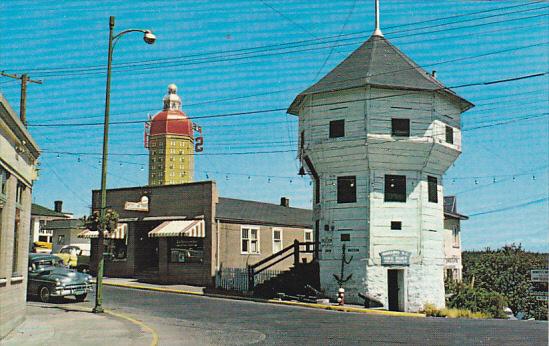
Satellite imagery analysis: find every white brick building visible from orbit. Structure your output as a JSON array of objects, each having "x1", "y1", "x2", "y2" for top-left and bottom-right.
[{"x1": 288, "y1": 3, "x2": 473, "y2": 312}]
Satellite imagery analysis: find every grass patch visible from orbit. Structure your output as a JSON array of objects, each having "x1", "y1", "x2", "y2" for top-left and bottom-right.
[{"x1": 422, "y1": 304, "x2": 491, "y2": 319}]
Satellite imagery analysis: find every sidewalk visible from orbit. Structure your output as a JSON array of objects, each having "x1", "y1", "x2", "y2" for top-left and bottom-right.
[
  {"x1": 2, "y1": 302, "x2": 154, "y2": 346},
  {"x1": 101, "y1": 277, "x2": 425, "y2": 318}
]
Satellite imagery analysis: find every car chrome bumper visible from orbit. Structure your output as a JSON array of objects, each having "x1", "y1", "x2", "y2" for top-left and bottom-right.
[{"x1": 52, "y1": 283, "x2": 94, "y2": 296}]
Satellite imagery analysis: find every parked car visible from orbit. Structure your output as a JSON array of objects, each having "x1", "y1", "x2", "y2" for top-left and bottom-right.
[
  {"x1": 54, "y1": 245, "x2": 90, "y2": 272},
  {"x1": 32, "y1": 241, "x2": 52, "y2": 254},
  {"x1": 28, "y1": 253, "x2": 93, "y2": 303}
]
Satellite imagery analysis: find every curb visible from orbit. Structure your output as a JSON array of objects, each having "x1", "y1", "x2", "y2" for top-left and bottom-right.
[
  {"x1": 34, "y1": 304, "x2": 159, "y2": 346},
  {"x1": 100, "y1": 280, "x2": 425, "y2": 318}
]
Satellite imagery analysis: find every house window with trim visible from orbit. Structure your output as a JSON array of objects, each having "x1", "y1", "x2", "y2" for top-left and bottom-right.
[
  {"x1": 428, "y1": 176, "x2": 438, "y2": 203},
  {"x1": 337, "y1": 176, "x2": 356, "y2": 203},
  {"x1": 241, "y1": 226, "x2": 260, "y2": 254},
  {"x1": 304, "y1": 229, "x2": 313, "y2": 243},
  {"x1": 272, "y1": 229, "x2": 283, "y2": 253},
  {"x1": 391, "y1": 118, "x2": 410, "y2": 137},
  {"x1": 452, "y1": 227, "x2": 460, "y2": 247},
  {"x1": 329, "y1": 120, "x2": 345, "y2": 138},
  {"x1": 384, "y1": 175, "x2": 406, "y2": 202},
  {"x1": 445, "y1": 125, "x2": 454, "y2": 144}
]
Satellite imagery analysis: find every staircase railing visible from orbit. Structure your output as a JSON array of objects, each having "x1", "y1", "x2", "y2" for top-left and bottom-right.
[{"x1": 247, "y1": 240, "x2": 316, "y2": 291}]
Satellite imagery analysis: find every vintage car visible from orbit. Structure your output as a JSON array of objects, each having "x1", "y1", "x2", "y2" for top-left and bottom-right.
[
  {"x1": 54, "y1": 245, "x2": 90, "y2": 272},
  {"x1": 28, "y1": 253, "x2": 93, "y2": 303}
]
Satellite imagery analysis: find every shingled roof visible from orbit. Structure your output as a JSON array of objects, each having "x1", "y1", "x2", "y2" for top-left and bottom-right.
[
  {"x1": 31, "y1": 203, "x2": 67, "y2": 218},
  {"x1": 216, "y1": 197, "x2": 312, "y2": 228},
  {"x1": 444, "y1": 196, "x2": 468, "y2": 220},
  {"x1": 288, "y1": 35, "x2": 473, "y2": 115}
]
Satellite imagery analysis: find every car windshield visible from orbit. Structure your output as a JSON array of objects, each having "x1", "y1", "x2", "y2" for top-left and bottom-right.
[
  {"x1": 59, "y1": 247, "x2": 74, "y2": 254},
  {"x1": 31, "y1": 257, "x2": 64, "y2": 269}
]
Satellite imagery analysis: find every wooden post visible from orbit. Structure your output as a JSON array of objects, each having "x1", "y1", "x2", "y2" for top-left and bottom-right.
[
  {"x1": 247, "y1": 266, "x2": 255, "y2": 291},
  {"x1": 293, "y1": 240, "x2": 300, "y2": 265}
]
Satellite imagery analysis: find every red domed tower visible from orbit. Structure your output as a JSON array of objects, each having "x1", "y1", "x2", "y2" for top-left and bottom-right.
[{"x1": 146, "y1": 84, "x2": 194, "y2": 185}]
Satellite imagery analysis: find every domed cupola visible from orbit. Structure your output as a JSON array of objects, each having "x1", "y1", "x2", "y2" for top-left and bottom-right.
[{"x1": 150, "y1": 84, "x2": 193, "y2": 137}]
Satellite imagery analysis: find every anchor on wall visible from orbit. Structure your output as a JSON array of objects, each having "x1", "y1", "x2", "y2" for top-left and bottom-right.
[{"x1": 333, "y1": 243, "x2": 353, "y2": 287}]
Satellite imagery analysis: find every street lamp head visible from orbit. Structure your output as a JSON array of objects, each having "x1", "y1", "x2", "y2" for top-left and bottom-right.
[{"x1": 143, "y1": 30, "x2": 156, "y2": 44}]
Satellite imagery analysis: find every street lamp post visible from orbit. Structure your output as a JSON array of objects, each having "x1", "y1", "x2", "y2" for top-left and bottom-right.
[{"x1": 93, "y1": 16, "x2": 156, "y2": 314}]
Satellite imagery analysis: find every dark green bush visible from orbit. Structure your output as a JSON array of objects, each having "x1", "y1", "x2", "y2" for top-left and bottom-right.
[
  {"x1": 461, "y1": 244, "x2": 548, "y2": 320},
  {"x1": 447, "y1": 283, "x2": 507, "y2": 319}
]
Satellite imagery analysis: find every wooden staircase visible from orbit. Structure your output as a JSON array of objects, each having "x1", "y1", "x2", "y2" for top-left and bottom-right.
[{"x1": 248, "y1": 240, "x2": 320, "y2": 298}]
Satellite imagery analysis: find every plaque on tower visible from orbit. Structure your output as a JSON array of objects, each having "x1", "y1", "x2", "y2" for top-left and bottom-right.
[{"x1": 380, "y1": 250, "x2": 411, "y2": 266}]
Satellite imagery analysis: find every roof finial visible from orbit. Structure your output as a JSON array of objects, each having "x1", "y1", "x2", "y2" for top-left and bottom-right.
[{"x1": 373, "y1": 0, "x2": 383, "y2": 37}]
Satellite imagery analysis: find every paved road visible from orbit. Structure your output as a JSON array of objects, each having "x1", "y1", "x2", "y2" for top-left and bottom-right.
[{"x1": 92, "y1": 286, "x2": 547, "y2": 345}]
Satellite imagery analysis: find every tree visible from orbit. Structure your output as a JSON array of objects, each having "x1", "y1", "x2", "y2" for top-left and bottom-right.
[{"x1": 461, "y1": 244, "x2": 548, "y2": 320}]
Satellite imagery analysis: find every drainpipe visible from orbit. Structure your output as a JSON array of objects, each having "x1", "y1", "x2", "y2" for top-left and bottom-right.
[{"x1": 216, "y1": 219, "x2": 220, "y2": 271}]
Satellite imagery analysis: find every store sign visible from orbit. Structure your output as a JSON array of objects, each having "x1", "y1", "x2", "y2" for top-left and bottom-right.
[
  {"x1": 380, "y1": 250, "x2": 411, "y2": 266},
  {"x1": 124, "y1": 196, "x2": 149, "y2": 212},
  {"x1": 531, "y1": 270, "x2": 548, "y2": 282}
]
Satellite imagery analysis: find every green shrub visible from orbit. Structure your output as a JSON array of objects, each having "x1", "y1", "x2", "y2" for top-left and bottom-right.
[
  {"x1": 422, "y1": 303, "x2": 490, "y2": 319},
  {"x1": 447, "y1": 283, "x2": 507, "y2": 319}
]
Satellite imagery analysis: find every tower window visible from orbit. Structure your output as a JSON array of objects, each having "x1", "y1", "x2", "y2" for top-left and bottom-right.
[
  {"x1": 391, "y1": 221, "x2": 402, "y2": 230},
  {"x1": 337, "y1": 176, "x2": 356, "y2": 203},
  {"x1": 385, "y1": 175, "x2": 406, "y2": 202},
  {"x1": 445, "y1": 126, "x2": 454, "y2": 144},
  {"x1": 428, "y1": 176, "x2": 438, "y2": 203},
  {"x1": 329, "y1": 120, "x2": 345, "y2": 138},
  {"x1": 391, "y1": 118, "x2": 410, "y2": 137}
]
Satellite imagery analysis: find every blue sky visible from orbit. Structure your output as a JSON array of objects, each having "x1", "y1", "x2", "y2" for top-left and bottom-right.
[{"x1": 1, "y1": 0, "x2": 547, "y2": 251}]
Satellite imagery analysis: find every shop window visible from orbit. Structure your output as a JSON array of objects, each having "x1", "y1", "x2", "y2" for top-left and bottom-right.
[
  {"x1": 428, "y1": 176, "x2": 438, "y2": 203},
  {"x1": 241, "y1": 227, "x2": 260, "y2": 254},
  {"x1": 445, "y1": 126, "x2": 454, "y2": 144},
  {"x1": 111, "y1": 239, "x2": 127, "y2": 260},
  {"x1": 384, "y1": 175, "x2": 406, "y2": 202},
  {"x1": 391, "y1": 118, "x2": 410, "y2": 137},
  {"x1": 337, "y1": 176, "x2": 356, "y2": 203},
  {"x1": 168, "y1": 238, "x2": 204, "y2": 263},
  {"x1": 391, "y1": 221, "x2": 402, "y2": 230},
  {"x1": 329, "y1": 120, "x2": 345, "y2": 138},
  {"x1": 272, "y1": 229, "x2": 283, "y2": 253}
]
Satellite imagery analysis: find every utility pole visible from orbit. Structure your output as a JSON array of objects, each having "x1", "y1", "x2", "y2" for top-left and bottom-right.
[{"x1": 0, "y1": 71, "x2": 43, "y2": 126}]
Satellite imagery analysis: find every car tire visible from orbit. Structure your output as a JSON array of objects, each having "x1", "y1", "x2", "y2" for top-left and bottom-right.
[
  {"x1": 39, "y1": 286, "x2": 51, "y2": 303},
  {"x1": 75, "y1": 293, "x2": 87, "y2": 302}
]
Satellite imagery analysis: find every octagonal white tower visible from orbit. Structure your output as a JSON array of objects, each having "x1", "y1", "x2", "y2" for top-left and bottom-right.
[{"x1": 288, "y1": 1, "x2": 473, "y2": 311}]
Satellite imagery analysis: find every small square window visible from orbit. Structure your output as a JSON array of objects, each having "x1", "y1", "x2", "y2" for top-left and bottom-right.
[
  {"x1": 385, "y1": 175, "x2": 406, "y2": 202},
  {"x1": 337, "y1": 176, "x2": 356, "y2": 203},
  {"x1": 445, "y1": 126, "x2": 454, "y2": 144},
  {"x1": 391, "y1": 221, "x2": 402, "y2": 230},
  {"x1": 391, "y1": 118, "x2": 410, "y2": 137},
  {"x1": 340, "y1": 234, "x2": 350, "y2": 242},
  {"x1": 329, "y1": 120, "x2": 345, "y2": 138}
]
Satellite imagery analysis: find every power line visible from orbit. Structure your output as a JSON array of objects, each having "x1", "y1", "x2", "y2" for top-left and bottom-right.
[
  {"x1": 19, "y1": 1, "x2": 547, "y2": 75},
  {"x1": 468, "y1": 196, "x2": 548, "y2": 217},
  {"x1": 25, "y1": 71, "x2": 549, "y2": 128}
]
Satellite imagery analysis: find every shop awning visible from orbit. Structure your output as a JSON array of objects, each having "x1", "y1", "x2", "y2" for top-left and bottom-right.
[
  {"x1": 148, "y1": 220, "x2": 205, "y2": 238},
  {"x1": 77, "y1": 223, "x2": 128, "y2": 239}
]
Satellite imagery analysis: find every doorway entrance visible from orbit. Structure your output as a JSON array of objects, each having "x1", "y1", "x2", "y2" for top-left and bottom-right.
[{"x1": 388, "y1": 269, "x2": 404, "y2": 311}]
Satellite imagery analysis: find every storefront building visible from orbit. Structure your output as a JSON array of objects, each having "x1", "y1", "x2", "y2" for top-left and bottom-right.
[
  {"x1": 0, "y1": 93, "x2": 40, "y2": 339},
  {"x1": 87, "y1": 181, "x2": 312, "y2": 286}
]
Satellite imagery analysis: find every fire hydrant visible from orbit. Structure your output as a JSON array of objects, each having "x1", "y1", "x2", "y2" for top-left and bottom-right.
[{"x1": 337, "y1": 287, "x2": 345, "y2": 306}]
